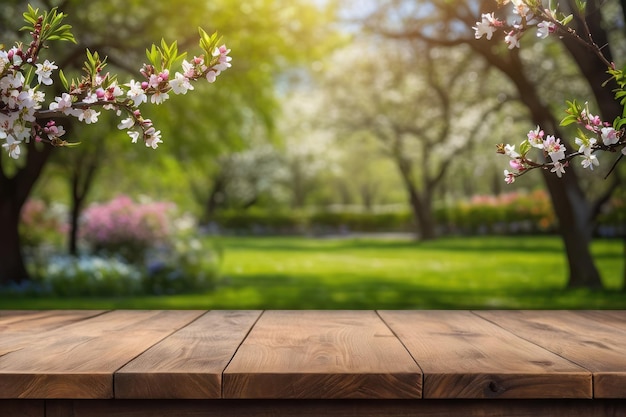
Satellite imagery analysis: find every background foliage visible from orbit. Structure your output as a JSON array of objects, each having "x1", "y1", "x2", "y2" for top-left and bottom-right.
[{"x1": 1, "y1": 0, "x2": 625, "y2": 302}]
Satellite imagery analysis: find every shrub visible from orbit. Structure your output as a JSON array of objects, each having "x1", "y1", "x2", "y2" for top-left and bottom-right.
[
  {"x1": 436, "y1": 191, "x2": 556, "y2": 235},
  {"x1": 596, "y1": 197, "x2": 626, "y2": 237},
  {"x1": 20, "y1": 198, "x2": 66, "y2": 250},
  {"x1": 308, "y1": 210, "x2": 414, "y2": 234},
  {"x1": 25, "y1": 196, "x2": 223, "y2": 296},
  {"x1": 81, "y1": 195, "x2": 175, "y2": 264},
  {"x1": 143, "y1": 235, "x2": 220, "y2": 294},
  {"x1": 35, "y1": 255, "x2": 143, "y2": 296},
  {"x1": 212, "y1": 208, "x2": 308, "y2": 235}
]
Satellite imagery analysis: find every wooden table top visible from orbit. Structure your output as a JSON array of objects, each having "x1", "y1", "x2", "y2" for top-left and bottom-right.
[{"x1": 1, "y1": 310, "x2": 625, "y2": 401}]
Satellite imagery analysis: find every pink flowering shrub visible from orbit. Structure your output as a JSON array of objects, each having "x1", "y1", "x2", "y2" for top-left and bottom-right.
[
  {"x1": 81, "y1": 195, "x2": 175, "y2": 263},
  {"x1": 438, "y1": 191, "x2": 556, "y2": 235}
]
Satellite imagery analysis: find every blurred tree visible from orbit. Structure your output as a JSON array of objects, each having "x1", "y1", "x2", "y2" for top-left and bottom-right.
[
  {"x1": 276, "y1": 90, "x2": 341, "y2": 209},
  {"x1": 198, "y1": 143, "x2": 285, "y2": 218},
  {"x1": 0, "y1": 0, "x2": 341, "y2": 284},
  {"x1": 360, "y1": 0, "x2": 623, "y2": 288},
  {"x1": 320, "y1": 39, "x2": 509, "y2": 239},
  {"x1": 151, "y1": 0, "x2": 343, "y2": 221},
  {"x1": 333, "y1": 131, "x2": 403, "y2": 210}
]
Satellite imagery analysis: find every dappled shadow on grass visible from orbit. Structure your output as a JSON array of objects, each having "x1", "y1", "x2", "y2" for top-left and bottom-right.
[
  {"x1": 215, "y1": 235, "x2": 576, "y2": 255},
  {"x1": 1, "y1": 276, "x2": 625, "y2": 310},
  {"x1": 2, "y1": 236, "x2": 622, "y2": 310},
  {"x1": 208, "y1": 272, "x2": 625, "y2": 310},
  {"x1": 216, "y1": 236, "x2": 418, "y2": 253}
]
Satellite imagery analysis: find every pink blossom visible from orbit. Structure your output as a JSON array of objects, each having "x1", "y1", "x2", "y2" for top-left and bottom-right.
[
  {"x1": 550, "y1": 161, "x2": 566, "y2": 178},
  {"x1": 581, "y1": 154, "x2": 599, "y2": 170},
  {"x1": 49, "y1": 93, "x2": 74, "y2": 115},
  {"x1": 74, "y1": 107, "x2": 100, "y2": 124},
  {"x1": 34, "y1": 59, "x2": 57, "y2": 85},
  {"x1": 536, "y1": 21, "x2": 556, "y2": 39},
  {"x1": 504, "y1": 169, "x2": 516, "y2": 184},
  {"x1": 601, "y1": 127, "x2": 619, "y2": 145},
  {"x1": 473, "y1": 13, "x2": 503, "y2": 40},
  {"x1": 126, "y1": 80, "x2": 147, "y2": 106},
  {"x1": 543, "y1": 135, "x2": 566, "y2": 162},
  {"x1": 206, "y1": 71, "x2": 217, "y2": 83},
  {"x1": 150, "y1": 90, "x2": 169, "y2": 104},
  {"x1": 527, "y1": 126, "x2": 544, "y2": 148},
  {"x1": 505, "y1": 30, "x2": 521, "y2": 49},
  {"x1": 169, "y1": 72, "x2": 194, "y2": 95},
  {"x1": 509, "y1": 158, "x2": 525, "y2": 171}
]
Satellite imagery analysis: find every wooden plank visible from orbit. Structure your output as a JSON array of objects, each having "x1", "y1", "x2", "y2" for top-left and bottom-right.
[
  {"x1": 565, "y1": 310, "x2": 626, "y2": 332},
  {"x1": 223, "y1": 310, "x2": 422, "y2": 399},
  {"x1": 476, "y1": 310, "x2": 626, "y2": 398},
  {"x1": 0, "y1": 310, "x2": 107, "y2": 357},
  {"x1": 115, "y1": 310, "x2": 261, "y2": 399},
  {"x1": 0, "y1": 310, "x2": 203, "y2": 399},
  {"x1": 0, "y1": 310, "x2": 106, "y2": 333},
  {"x1": 379, "y1": 310, "x2": 591, "y2": 399},
  {"x1": 45, "y1": 399, "x2": 626, "y2": 417}
]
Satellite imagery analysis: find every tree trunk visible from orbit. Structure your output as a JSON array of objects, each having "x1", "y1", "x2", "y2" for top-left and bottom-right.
[
  {"x1": 0, "y1": 143, "x2": 53, "y2": 286},
  {"x1": 202, "y1": 173, "x2": 226, "y2": 223},
  {"x1": 0, "y1": 198, "x2": 28, "y2": 285},
  {"x1": 412, "y1": 188, "x2": 437, "y2": 240},
  {"x1": 623, "y1": 234, "x2": 626, "y2": 291},
  {"x1": 68, "y1": 143, "x2": 100, "y2": 256},
  {"x1": 291, "y1": 163, "x2": 306, "y2": 209},
  {"x1": 374, "y1": 0, "x2": 611, "y2": 288},
  {"x1": 68, "y1": 198, "x2": 81, "y2": 256},
  {"x1": 542, "y1": 169, "x2": 602, "y2": 288},
  {"x1": 360, "y1": 184, "x2": 375, "y2": 212},
  {"x1": 507, "y1": 57, "x2": 603, "y2": 289},
  {"x1": 395, "y1": 154, "x2": 437, "y2": 240}
]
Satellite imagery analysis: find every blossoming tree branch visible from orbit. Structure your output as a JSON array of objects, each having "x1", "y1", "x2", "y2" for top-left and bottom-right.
[
  {"x1": 1, "y1": 5, "x2": 231, "y2": 159},
  {"x1": 474, "y1": 0, "x2": 626, "y2": 184}
]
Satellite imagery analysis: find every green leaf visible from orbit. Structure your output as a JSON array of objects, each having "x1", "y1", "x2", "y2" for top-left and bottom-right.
[
  {"x1": 59, "y1": 69, "x2": 69, "y2": 90},
  {"x1": 615, "y1": 117, "x2": 626, "y2": 130},
  {"x1": 170, "y1": 51, "x2": 187, "y2": 71},
  {"x1": 519, "y1": 139, "x2": 531, "y2": 156},
  {"x1": 560, "y1": 14, "x2": 573, "y2": 26},
  {"x1": 22, "y1": 4, "x2": 39, "y2": 25},
  {"x1": 23, "y1": 66, "x2": 34, "y2": 85},
  {"x1": 575, "y1": 128, "x2": 588, "y2": 141},
  {"x1": 549, "y1": 0, "x2": 558, "y2": 12},
  {"x1": 198, "y1": 27, "x2": 220, "y2": 55},
  {"x1": 145, "y1": 45, "x2": 157, "y2": 66},
  {"x1": 560, "y1": 115, "x2": 578, "y2": 126}
]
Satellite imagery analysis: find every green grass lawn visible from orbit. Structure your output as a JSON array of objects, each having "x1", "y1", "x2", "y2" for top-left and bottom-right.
[{"x1": 1, "y1": 235, "x2": 624, "y2": 309}]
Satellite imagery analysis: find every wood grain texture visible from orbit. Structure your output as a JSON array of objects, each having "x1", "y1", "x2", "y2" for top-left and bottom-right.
[
  {"x1": 44, "y1": 399, "x2": 626, "y2": 417},
  {"x1": 0, "y1": 310, "x2": 203, "y2": 399},
  {"x1": 115, "y1": 310, "x2": 261, "y2": 399},
  {"x1": 223, "y1": 310, "x2": 422, "y2": 399},
  {"x1": 379, "y1": 310, "x2": 591, "y2": 399},
  {"x1": 476, "y1": 310, "x2": 626, "y2": 398},
  {"x1": 0, "y1": 310, "x2": 105, "y2": 332},
  {"x1": 2, "y1": 309, "x2": 626, "y2": 406},
  {"x1": 0, "y1": 310, "x2": 105, "y2": 357}
]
